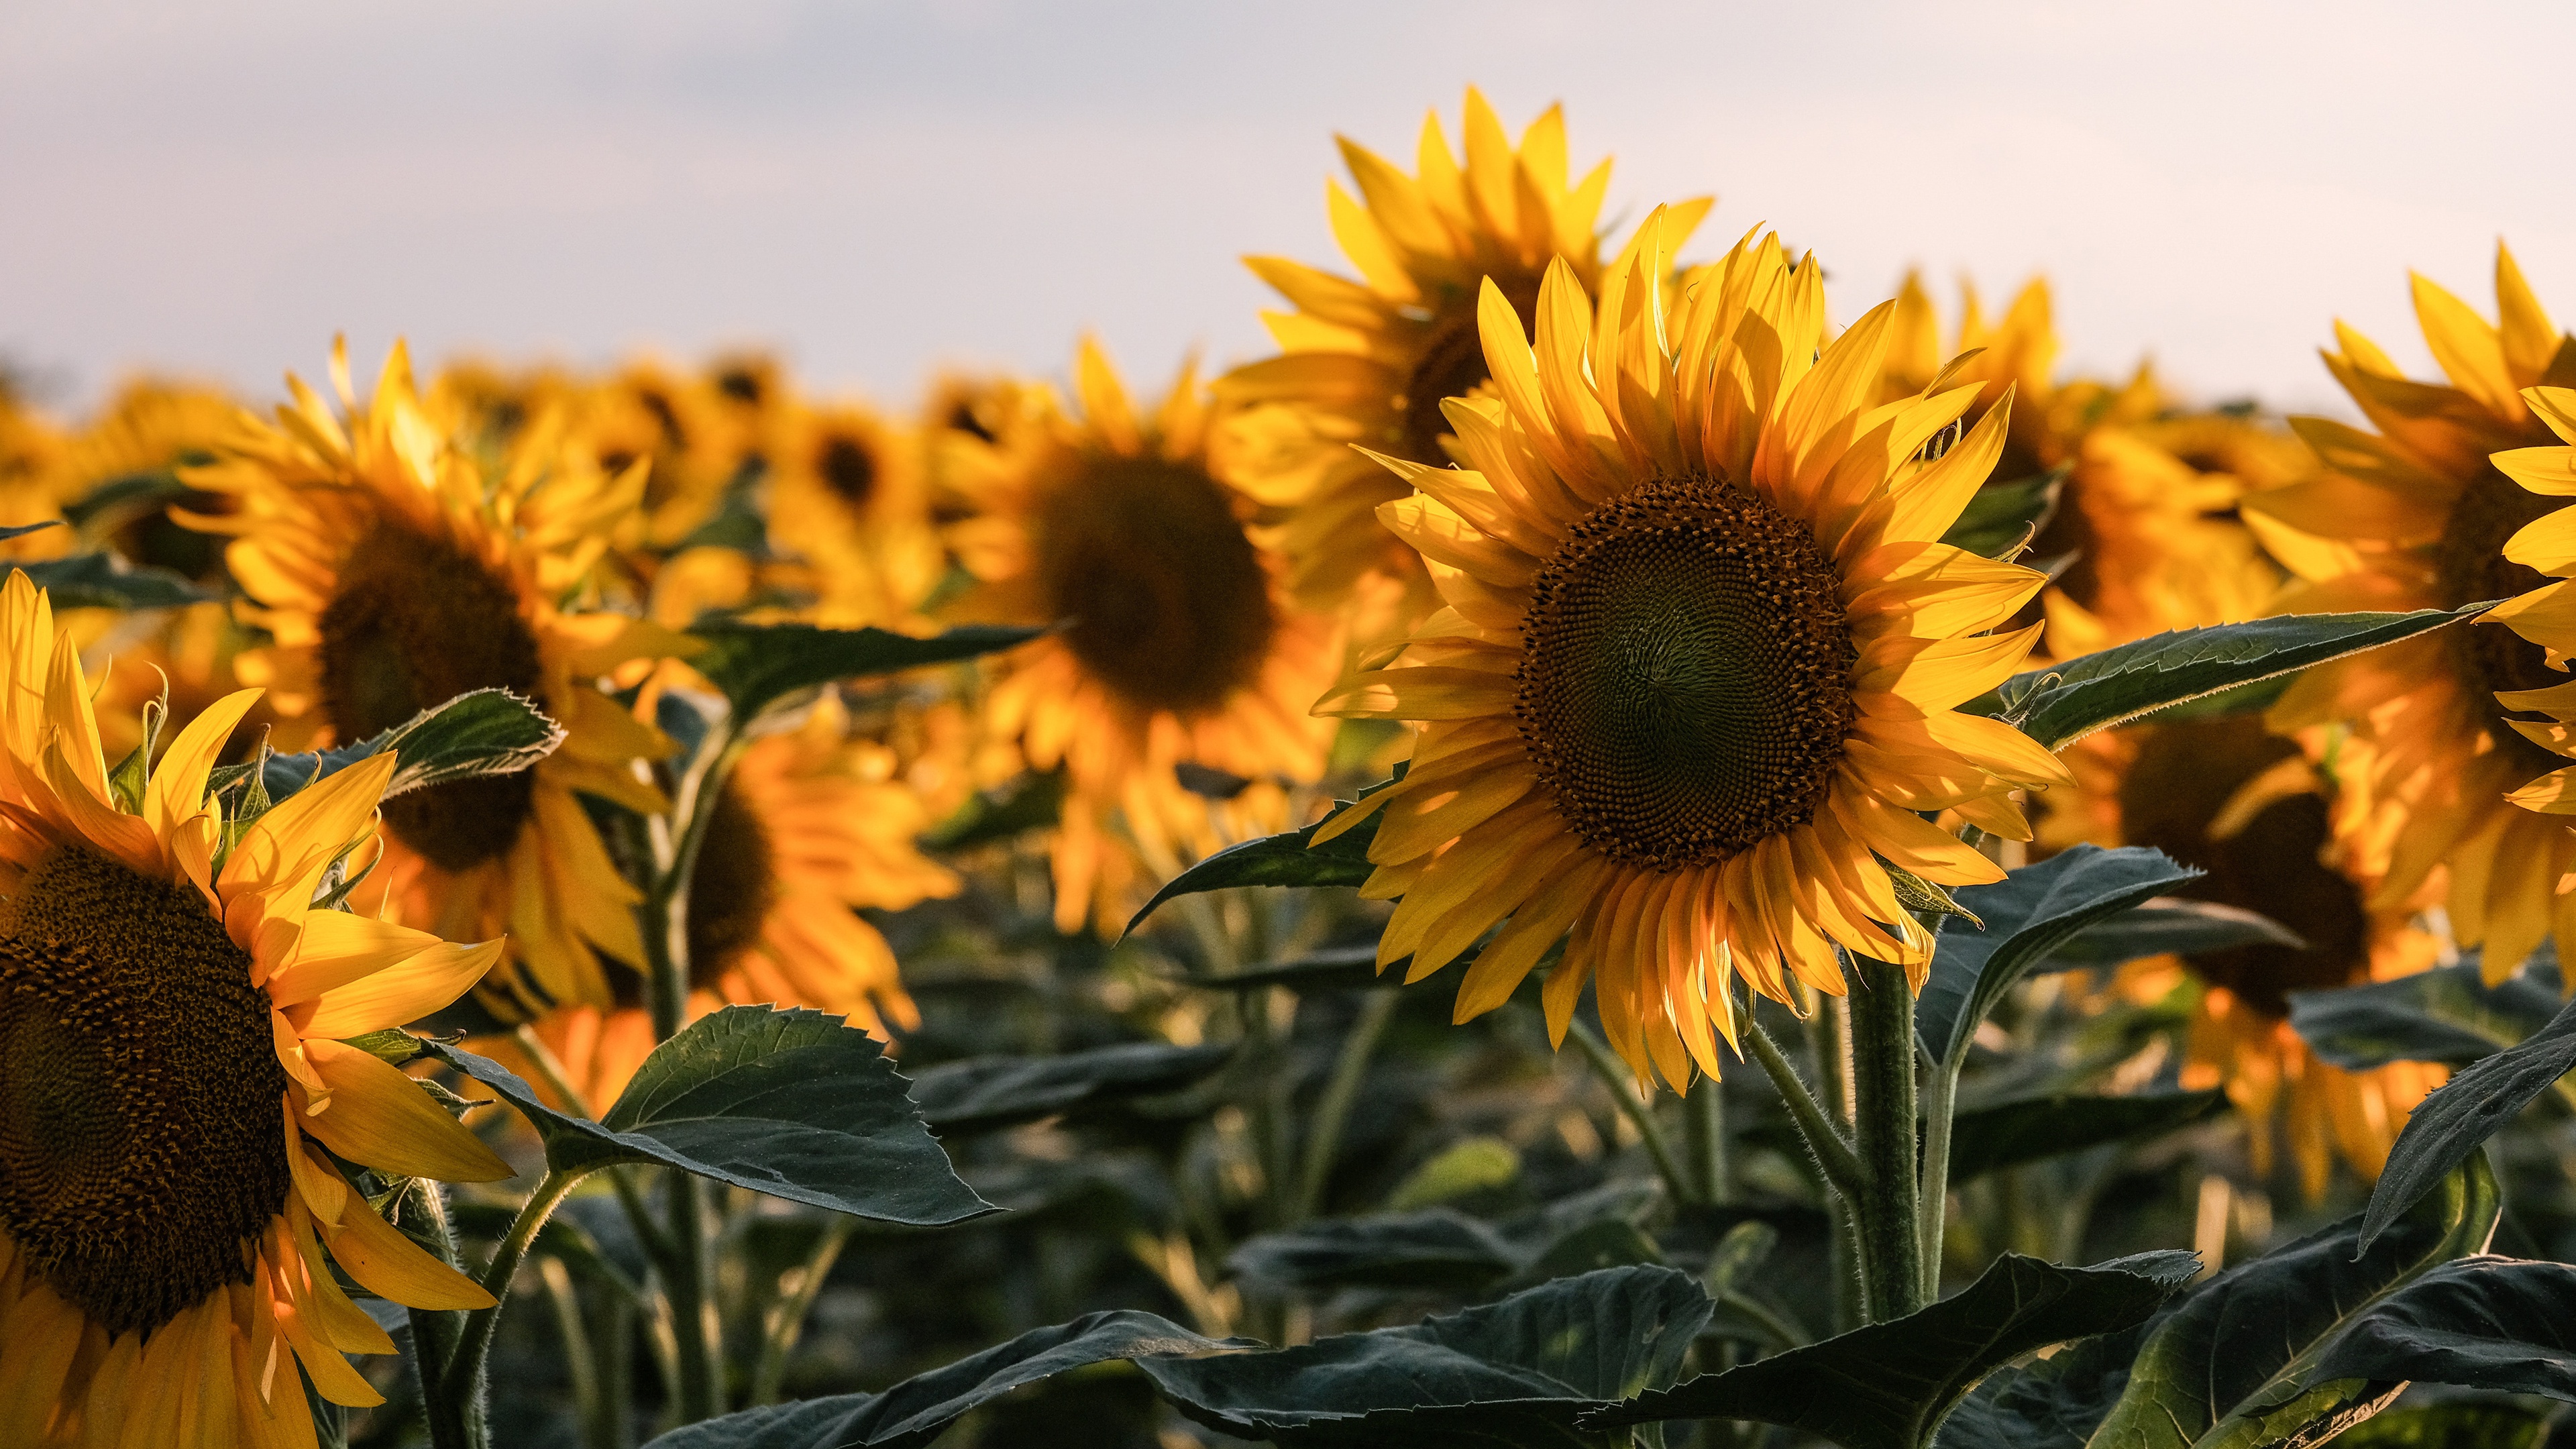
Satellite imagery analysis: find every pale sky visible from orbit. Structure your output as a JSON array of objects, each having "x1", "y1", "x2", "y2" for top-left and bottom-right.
[{"x1": 5, "y1": 0, "x2": 2570, "y2": 420}]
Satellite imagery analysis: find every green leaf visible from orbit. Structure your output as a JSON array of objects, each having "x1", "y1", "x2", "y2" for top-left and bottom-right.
[
  {"x1": 1124, "y1": 780, "x2": 1399, "y2": 936},
  {"x1": 1965, "y1": 604, "x2": 2492, "y2": 751},
  {"x1": 2288, "y1": 959, "x2": 2561, "y2": 1071},
  {"x1": 635, "y1": 1310, "x2": 1241, "y2": 1449},
  {"x1": 1965, "y1": 1155, "x2": 2502, "y2": 1449},
  {"x1": 906, "y1": 1041, "x2": 1235, "y2": 1136},
  {"x1": 1173, "y1": 945, "x2": 1389, "y2": 993},
  {"x1": 1586, "y1": 1250, "x2": 2198, "y2": 1449},
  {"x1": 2314, "y1": 1401, "x2": 2553, "y2": 1448},
  {"x1": 1945, "y1": 1089, "x2": 2230, "y2": 1182},
  {"x1": 918, "y1": 767, "x2": 1063, "y2": 851},
  {"x1": 2045, "y1": 899, "x2": 2304, "y2": 970},
  {"x1": 1917, "y1": 845, "x2": 2202, "y2": 1065},
  {"x1": 421, "y1": 1006, "x2": 991, "y2": 1226},
  {"x1": 688, "y1": 619, "x2": 1040, "y2": 721},
  {"x1": 1226, "y1": 1210, "x2": 1519, "y2": 1293},
  {"x1": 1937, "y1": 469, "x2": 2063, "y2": 560},
  {"x1": 2361, "y1": 991, "x2": 2576, "y2": 1252},
  {"x1": 1386, "y1": 1136, "x2": 1521, "y2": 1212},
  {"x1": 12, "y1": 553, "x2": 217, "y2": 610},
  {"x1": 0, "y1": 521, "x2": 63, "y2": 542},
  {"x1": 1140, "y1": 1265, "x2": 1713, "y2": 1448},
  {"x1": 2316, "y1": 1256, "x2": 2576, "y2": 1401},
  {"x1": 250, "y1": 688, "x2": 564, "y2": 804}
]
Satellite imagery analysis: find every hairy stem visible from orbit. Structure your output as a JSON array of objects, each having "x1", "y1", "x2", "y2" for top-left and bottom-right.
[
  {"x1": 1566, "y1": 1019, "x2": 1695, "y2": 1207},
  {"x1": 1741, "y1": 1015, "x2": 1862, "y2": 1195},
  {"x1": 443, "y1": 1169, "x2": 587, "y2": 1446},
  {"x1": 1847, "y1": 955, "x2": 1923, "y2": 1322}
]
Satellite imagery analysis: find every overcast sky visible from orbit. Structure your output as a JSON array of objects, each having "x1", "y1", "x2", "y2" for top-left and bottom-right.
[{"x1": 5, "y1": 1, "x2": 2569, "y2": 420}]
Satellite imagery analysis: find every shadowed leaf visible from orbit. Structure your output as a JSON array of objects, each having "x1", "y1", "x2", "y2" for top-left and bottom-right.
[
  {"x1": 908, "y1": 1041, "x2": 1235, "y2": 1136},
  {"x1": 690, "y1": 620, "x2": 1042, "y2": 721},
  {"x1": 2361, "y1": 993, "x2": 2576, "y2": 1250},
  {"x1": 2289, "y1": 957, "x2": 2561, "y2": 1071},
  {"x1": 1945, "y1": 1090, "x2": 2230, "y2": 1181}
]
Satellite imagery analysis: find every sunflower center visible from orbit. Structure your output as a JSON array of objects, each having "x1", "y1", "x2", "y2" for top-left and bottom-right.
[
  {"x1": 2115, "y1": 717, "x2": 2371, "y2": 1017},
  {"x1": 2435, "y1": 466, "x2": 2566, "y2": 783},
  {"x1": 1034, "y1": 455, "x2": 1277, "y2": 717},
  {"x1": 684, "y1": 779, "x2": 777, "y2": 987},
  {"x1": 0, "y1": 846, "x2": 290, "y2": 1335},
  {"x1": 816, "y1": 435, "x2": 879, "y2": 509},
  {"x1": 1515, "y1": 475, "x2": 1856, "y2": 870},
  {"x1": 318, "y1": 516, "x2": 546, "y2": 872},
  {"x1": 1396, "y1": 275, "x2": 1543, "y2": 468}
]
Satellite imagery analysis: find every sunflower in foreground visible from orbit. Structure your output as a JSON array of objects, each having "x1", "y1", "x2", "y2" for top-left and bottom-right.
[
  {"x1": 943, "y1": 341, "x2": 1342, "y2": 933},
  {"x1": 1217, "y1": 89, "x2": 1710, "y2": 646},
  {"x1": 2247, "y1": 247, "x2": 2576, "y2": 979},
  {"x1": 518, "y1": 700, "x2": 955, "y2": 1107},
  {"x1": 1316, "y1": 221, "x2": 2072, "y2": 1089},
  {"x1": 187, "y1": 342, "x2": 684, "y2": 1015},
  {"x1": 0, "y1": 574, "x2": 512, "y2": 1446}
]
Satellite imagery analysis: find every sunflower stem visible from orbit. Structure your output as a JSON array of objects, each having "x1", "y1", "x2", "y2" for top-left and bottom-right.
[
  {"x1": 1847, "y1": 955, "x2": 1923, "y2": 1322},
  {"x1": 1740, "y1": 1014, "x2": 1861, "y2": 1196},
  {"x1": 749, "y1": 1214, "x2": 858, "y2": 1405},
  {"x1": 1686, "y1": 1072, "x2": 1727, "y2": 1207},
  {"x1": 442, "y1": 1167, "x2": 586, "y2": 1448},
  {"x1": 1299, "y1": 985, "x2": 1399, "y2": 1219},
  {"x1": 664, "y1": 1169, "x2": 728, "y2": 1421},
  {"x1": 1566, "y1": 1019, "x2": 1695, "y2": 1208},
  {"x1": 399, "y1": 1181, "x2": 474, "y2": 1449},
  {"x1": 1917, "y1": 1048, "x2": 1963, "y2": 1302}
]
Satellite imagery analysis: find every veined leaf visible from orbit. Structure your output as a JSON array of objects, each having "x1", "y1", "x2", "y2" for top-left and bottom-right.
[
  {"x1": 2361, "y1": 991, "x2": 2576, "y2": 1251},
  {"x1": 907, "y1": 1041, "x2": 1234, "y2": 1136},
  {"x1": 421, "y1": 1006, "x2": 990, "y2": 1226},
  {"x1": 1124, "y1": 777, "x2": 1401, "y2": 936},
  {"x1": 1588, "y1": 1250, "x2": 2198, "y2": 1449},
  {"x1": 1967, "y1": 604, "x2": 2492, "y2": 751},
  {"x1": 2316, "y1": 1255, "x2": 2576, "y2": 1401},
  {"x1": 1945, "y1": 1090, "x2": 2229, "y2": 1182},
  {"x1": 1917, "y1": 846, "x2": 2202, "y2": 1065},
  {"x1": 242, "y1": 688, "x2": 564, "y2": 804},
  {"x1": 690, "y1": 619, "x2": 1042, "y2": 721},
  {"x1": 2288, "y1": 958, "x2": 2561, "y2": 1071},
  {"x1": 2045, "y1": 899, "x2": 2303, "y2": 969}
]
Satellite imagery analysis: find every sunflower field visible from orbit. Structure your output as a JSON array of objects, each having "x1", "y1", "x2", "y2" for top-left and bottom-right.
[{"x1": 10, "y1": 89, "x2": 2576, "y2": 1449}]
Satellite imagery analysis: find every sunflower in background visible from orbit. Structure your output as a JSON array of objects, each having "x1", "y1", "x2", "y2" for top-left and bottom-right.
[
  {"x1": 0, "y1": 574, "x2": 511, "y2": 1446},
  {"x1": 1317, "y1": 220, "x2": 2071, "y2": 1089},
  {"x1": 1217, "y1": 90, "x2": 1711, "y2": 650},
  {"x1": 2246, "y1": 247, "x2": 2576, "y2": 980},
  {"x1": 564, "y1": 359, "x2": 751, "y2": 555},
  {"x1": 943, "y1": 340, "x2": 1342, "y2": 934},
  {"x1": 0, "y1": 387, "x2": 73, "y2": 564},
  {"x1": 185, "y1": 341, "x2": 685, "y2": 1016},
  {"x1": 763, "y1": 393, "x2": 945, "y2": 627},
  {"x1": 516, "y1": 696, "x2": 956, "y2": 1108}
]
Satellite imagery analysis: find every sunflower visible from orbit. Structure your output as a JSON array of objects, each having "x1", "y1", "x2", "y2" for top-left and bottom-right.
[
  {"x1": 0, "y1": 572, "x2": 513, "y2": 1446},
  {"x1": 0, "y1": 391, "x2": 72, "y2": 564},
  {"x1": 185, "y1": 342, "x2": 684, "y2": 1016},
  {"x1": 55, "y1": 378, "x2": 243, "y2": 580},
  {"x1": 942, "y1": 340, "x2": 1343, "y2": 934},
  {"x1": 517, "y1": 698, "x2": 955, "y2": 1107},
  {"x1": 1313, "y1": 220, "x2": 2072, "y2": 1090},
  {"x1": 2245, "y1": 246, "x2": 2576, "y2": 980},
  {"x1": 1216, "y1": 90, "x2": 1711, "y2": 647},
  {"x1": 562, "y1": 360, "x2": 749, "y2": 554},
  {"x1": 763, "y1": 395, "x2": 944, "y2": 627}
]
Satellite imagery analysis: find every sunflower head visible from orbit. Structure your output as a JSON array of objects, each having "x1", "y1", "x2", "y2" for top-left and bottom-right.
[
  {"x1": 0, "y1": 572, "x2": 512, "y2": 1436},
  {"x1": 765, "y1": 396, "x2": 944, "y2": 629},
  {"x1": 1318, "y1": 216, "x2": 2072, "y2": 1089}
]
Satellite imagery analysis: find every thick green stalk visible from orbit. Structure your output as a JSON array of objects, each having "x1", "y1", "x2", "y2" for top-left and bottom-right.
[
  {"x1": 1566, "y1": 1020, "x2": 1695, "y2": 1206},
  {"x1": 663, "y1": 1170, "x2": 726, "y2": 1421},
  {"x1": 439, "y1": 1169, "x2": 586, "y2": 1447},
  {"x1": 1685, "y1": 1075, "x2": 1727, "y2": 1207},
  {"x1": 1847, "y1": 956, "x2": 1923, "y2": 1322},
  {"x1": 401, "y1": 1182, "x2": 474, "y2": 1449},
  {"x1": 1299, "y1": 988, "x2": 1400, "y2": 1218}
]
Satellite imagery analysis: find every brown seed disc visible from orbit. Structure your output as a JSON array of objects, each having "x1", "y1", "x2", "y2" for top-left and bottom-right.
[
  {"x1": 2436, "y1": 466, "x2": 2568, "y2": 784},
  {"x1": 2116, "y1": 716, "x2": 2371, "y2": 1016},
  {"x1": 684, "y1": 779, "x2": 777, "y2": 987},
  {"x1": 814, "y1": 431, "x2": 880, "y2": 510},
  {"x1": 1393, "y1": 274, "x2": 1542, "y2": 468},
  {"x1": 318, "y1": 515, "x2": 545, "y2": 871},
  {"x1": 1032, "y1": 454, "x2": 1277, "y2": 718},
  {"x1": 0, "y1": 847, "x2": 291, "y2": 1335},
  {"x1": 1515, "y1": 475, "x2": 1856, "y2": 870}
]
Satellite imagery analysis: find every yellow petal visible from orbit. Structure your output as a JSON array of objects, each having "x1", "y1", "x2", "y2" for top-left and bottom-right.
[
  {"x1": 298, "y1": 1038, "x2": 513, "y2": 1182},
  {"x1": 293, "y1": 936, "x2": 503, "y2": 1039},
  {"x1": 323, "y1": 1188, "x2": 498, "y2": 1311}
]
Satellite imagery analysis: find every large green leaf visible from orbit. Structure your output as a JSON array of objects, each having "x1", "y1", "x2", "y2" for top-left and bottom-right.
[
  {"x1": 1124, "y1": 780, "x2": 1398, "y2": 936},
  {"x1": 419, "y1": 1007, "x2": 991, "y2": 1226},
  {"x1": 1226, "y1": 1210, "x2": 1520, "y2": 1293},
  {"x1": 635, "y1": 1310, "x2": 1240, "y2": 1449},
  {"x1": 11, "y1": 552, "x2": 217, "y2": 610},
  {"x1": 1937, "y1": 469, "x2": 2063, "y2": 559},
  {"x1": 2044, "y1": 900, "x2": 2303, "y2": 970},
  {"x1": 246, "y1": 688, "x2": 564, "y2": 804},
  {"x1": 2316, "y1": 1256, "x2": 2576, "y2": 1401},
  {"x1": 2287, "y1": 959, "x2": 2560, "y2": 1071},
  {"x1": 2320, "y1": 1402, "x2": 2553, "y2": 1448},
  {"x1": 1585, "y1": 1250, "x2": 2196, "y2": 1449},
  {"x1": 1917, "y1": 846, "x2": 2201, "y2": 1065},
  {"x1": 2361, "y1": 991, "x2": 2576, "y2": 1251},
  {"x1": 1139, "y1": 1265, "x2": 1712, "y2": 1448},
  {"x1": 1966, "y1": 604, "x2": 2491, "y2": 751},
  {"x1": 1945, "y1": 1090, "x2": 2230, "y2": 1182},
  {"x1": 688, "y1": 620, "x2": 1041, "y2": 721},
  {"x1": 1957, "y1": 1156, "x2": 2501, "y2": 1449},
  {"x1": 907, "y1": 1041, "x2": 1235, "y2": 1136}
]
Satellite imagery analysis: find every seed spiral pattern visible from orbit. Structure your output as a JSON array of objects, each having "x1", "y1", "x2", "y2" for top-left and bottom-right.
[
  {"x1": 0, "y1": 847, "x2": 290, "y2": 1334},
  {"x1": 1515, "y1": 474, "x2": 1856, "y2": 869}
]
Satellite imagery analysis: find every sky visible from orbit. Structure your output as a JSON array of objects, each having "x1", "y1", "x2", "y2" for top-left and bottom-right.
[{"x1": 4, "y1": 0, "x2": 2571, "y2": 421}]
